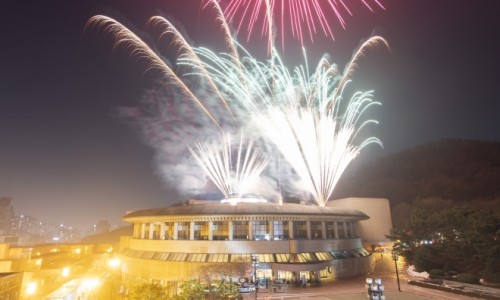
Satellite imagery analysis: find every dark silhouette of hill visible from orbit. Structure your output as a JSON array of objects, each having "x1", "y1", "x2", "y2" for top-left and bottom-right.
[{"x1": 334, "y1": 139, "x2": 500, "y2": 227}]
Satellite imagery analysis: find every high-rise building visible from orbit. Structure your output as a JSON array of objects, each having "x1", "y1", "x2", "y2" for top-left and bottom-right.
[{"x1": 0, "y1": 197, "x2": 14, "y2": 234}]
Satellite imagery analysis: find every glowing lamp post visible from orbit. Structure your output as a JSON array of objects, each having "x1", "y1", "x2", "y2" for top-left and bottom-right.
[
  {"x1": 108, "y1": 258, "x2": 122, "y2": 300},
  {"x1": 26, "y1": 282, "x2": 37, "y2": 300},
  {"x1": 392, "y1": 251, "x2": 401, "y2": 292},
  {"x1": 365, "y1": 278, "x2": 385, "y2": 300},
  {"x1": 251, "y1": 254, "x2": 259, "y2": 299}
]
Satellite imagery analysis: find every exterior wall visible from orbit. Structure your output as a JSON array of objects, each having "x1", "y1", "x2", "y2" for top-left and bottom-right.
[
  {"x1": 328, "y1": 198, "x2": 392, "y2": 243},
  {"x1": 125, "y1": 237, "x2": 362, "y2": 254},
  {"x1": 331, "y1": 254, "x2": 374, "y2": 279}
]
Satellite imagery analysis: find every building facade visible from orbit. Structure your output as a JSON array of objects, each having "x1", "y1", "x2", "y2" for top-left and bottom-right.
[{"x1": 118, "y1": 201, "x2": 377, "y2": 294}]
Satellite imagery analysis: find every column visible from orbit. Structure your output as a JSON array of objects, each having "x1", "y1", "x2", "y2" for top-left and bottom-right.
[
  {"x1": 148, "y1": 223, "x2": 154, "y2": 239},
  {"x1": 208, "y1": 221, "x2": 213, "y2": 240},
  {"x1": 141, "y1": 223, "x2": 146, "y2": 239},
  {"x1": 190, "y1": 221, "x2": 195, "y2": 240},
  {"x1": 248, "y1": 221, "x2": 254, "y2": 240},
  {"x1": 333, "y1": 222, "x2": 339, "y2": 239},
  {"x1": 269, "y1": 220, "x2": 274, "y2": 240},
  {"x1": 228, "y1": 221, "x2": 233, "y2": 241},
  {"x1": 321, "y1": 221, "x2": 327, "y2": 239},
  {"x1": 343, "y1": 222, "x2": 348, "y2": 238},
  {"x1": 350, "y1": 222, "x2": 355, "y2": 237},
  {"x1": 160, "y1": 223, "x2": 166, "y2": 240},
  {"x1": 288, "y1": 221, "x2": 294, "y2": 239},
  {"x1": 173, "y1": 222, "x2": 178, "y2": 240}
]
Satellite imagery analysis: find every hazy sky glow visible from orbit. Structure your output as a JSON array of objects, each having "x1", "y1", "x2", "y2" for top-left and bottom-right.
[{"x1": 1, "y1": 0, "x2": 499, "y2": 229}]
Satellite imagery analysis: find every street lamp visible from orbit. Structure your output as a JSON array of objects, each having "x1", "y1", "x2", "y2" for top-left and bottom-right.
[
  {"x1": 26, "y1": 282, "x2": 37, "y2": 300},
  {"x1": 365, "y1": 278, "x2": 385, "y2": 300},
  {"x1": 391, "y1": 251, "x2": 401, "y2": 292},
  {"x1": 251, "y1": 254, "x2": 259, "y2": 300}
]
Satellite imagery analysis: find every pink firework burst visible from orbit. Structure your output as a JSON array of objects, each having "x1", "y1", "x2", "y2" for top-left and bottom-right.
[{"x1": 210, "y1": 0, "x2": 384, "y2": 48}]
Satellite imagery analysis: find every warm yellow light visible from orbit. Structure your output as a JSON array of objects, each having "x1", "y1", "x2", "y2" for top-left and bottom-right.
[
  {"x1": 75, "y1": 248, "x2": 81, "y2": 254},
  {"x1": 82, "y1": 278, "x2": 100, "y2": 289},
  {"x1": 27, "y1": 282, "x2": 37, "y2": 295},
  {"x1": 108, "y1": 258, "x2": 121, "y2": 268},
  {"x1": 35, "y1": 259, "x2": 42, "y2": 266},
  {"x1": 62, "y1": 267, "x2": 70, "y2": 277},
  {"x1": 107, "y1": 247, "x2": 113, "y2": 253}
]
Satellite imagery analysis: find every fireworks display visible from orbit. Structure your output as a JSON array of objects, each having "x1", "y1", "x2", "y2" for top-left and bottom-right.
[
  {"x1": 189, "y1": 133, "x2": 270, "y2": 198},
  {"x1": 209, "y1": 0, "x2": 385, "y2": 49},
  {"x1": 86, "y1": 0, "x2": 387, "y2": 205}
]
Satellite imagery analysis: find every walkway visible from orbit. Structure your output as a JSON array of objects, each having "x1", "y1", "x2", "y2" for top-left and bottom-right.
[{"x1": 242, "y1": 253, "x2": 496, "y2": 299}]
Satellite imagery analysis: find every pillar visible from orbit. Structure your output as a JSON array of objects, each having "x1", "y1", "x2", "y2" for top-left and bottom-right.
[
  {"x1": 321, "y1": 221, "x2": 327, "y2": 239},
  {"x1": 141, "y1": 223, "x2": 146, "y2": 239},
  {"x1": 208, "y1": 221, "x2": 213, "y2": 240},
  {"x1": 333, "y1": 222, "x2": 339, "y2": 239}
]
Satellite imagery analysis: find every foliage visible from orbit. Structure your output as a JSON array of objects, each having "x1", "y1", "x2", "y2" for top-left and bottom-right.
[
  {"x1": 456, "y1": 273, "x2": 480, "y2": 284},
  {"x1": 177, "y1": 280, "x2": 206, "y2": 300},
  {"x1": 388, "y1": 205, "x2": 500, "y2": 277},
  {"x1": 429, "y1": 269, "x2": 445, "y2": 279},
  {"x1": 206, "y1": 280, "x2": 239, "y2": 299},
  {"x1": 129, "y1": 282, "x2": 169, "y2": 300},
  {"x1": 335, "y1": 139, "x2": 500, "y2": 228},
  {"x1": 481, "y1": 272, "x2": 500, "y2": 283}
]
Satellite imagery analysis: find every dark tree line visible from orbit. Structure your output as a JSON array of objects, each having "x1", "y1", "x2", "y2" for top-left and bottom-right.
[
  {"x1": 334, "y1": 139, "x2": 500, "y2": 228},
  {"x1": 388, "y1": 206, "x2": 500, "y2": 282}
]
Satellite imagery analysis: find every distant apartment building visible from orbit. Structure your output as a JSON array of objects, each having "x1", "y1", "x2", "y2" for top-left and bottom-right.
[{"x1": 0, "y1": 197, "x2": 14, "y2": 234}]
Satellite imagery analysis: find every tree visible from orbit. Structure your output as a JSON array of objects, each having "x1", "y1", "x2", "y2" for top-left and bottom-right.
[
  {"x1": 177, "y1": 279, "x2": 205, "y2": 300},
  {"x1": 388, "y1": 205, "x2": 500, "y2": 276},
  {"x1": 129, "y1": 283, "x2": 168, "y2": 300}
]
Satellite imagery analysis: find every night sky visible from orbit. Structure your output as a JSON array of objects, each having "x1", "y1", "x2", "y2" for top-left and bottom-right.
[{"x1": 1, "y1": 0, "x2": 499, "y2": 230}]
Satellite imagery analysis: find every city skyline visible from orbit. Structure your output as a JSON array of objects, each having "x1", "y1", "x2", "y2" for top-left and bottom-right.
[{"x1": 1, "y1": 0, "x2": 499, "y2": 229}]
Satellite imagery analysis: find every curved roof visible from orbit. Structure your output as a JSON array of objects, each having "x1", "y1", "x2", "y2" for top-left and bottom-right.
[{"x1": 123, "y1": 202, "x2": 368, "y2": 221}]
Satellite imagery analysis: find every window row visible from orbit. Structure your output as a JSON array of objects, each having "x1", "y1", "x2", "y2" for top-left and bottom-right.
[
  {"x1": 121, "y1": 248, "x2": 370, "y2": 263},
  {"x1": 134, "y1": 220, "x2": 356, "y2": 241}
]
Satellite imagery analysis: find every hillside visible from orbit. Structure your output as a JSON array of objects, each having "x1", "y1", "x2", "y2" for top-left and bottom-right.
[{"x1": 333, "y1": 139, "x2": 500, "y2": 228}]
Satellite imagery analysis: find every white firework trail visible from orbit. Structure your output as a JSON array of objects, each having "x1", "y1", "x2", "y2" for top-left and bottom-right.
[
  {"x1": 85, "y1": 7, "x2": 388, "y2": 206},
  {"x1": 188, "y1": 133, "x2": 270, "y2": 198}
]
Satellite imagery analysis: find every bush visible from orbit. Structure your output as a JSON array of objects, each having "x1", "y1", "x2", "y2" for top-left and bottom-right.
[
  {"x1": 429, "y1": 269, "x2": 445, "y2": 279},
  {"x1": 482, "y1": 272, "x2": 500, "y2": 283},
  {"x1": 455, "y1": 273, "x2": 480, "y2": 284},
  {"x1": 413, "y1": 246, "x2": 442, "y2": 272}
]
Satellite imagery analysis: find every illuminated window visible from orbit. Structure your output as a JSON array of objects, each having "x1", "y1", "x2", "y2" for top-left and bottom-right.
[
  {"x1": 315, "y1": 252, "x2": 333, "y2": 260},
  {"x1": 338, "y1": 222, "x2": 345, "y2": 238},
  {"x1": 275, "y1": 253, "x2": 291, "y2": 263},
  {"x1": 177, "y1": 222, "x2": 190, "y2": 240},
  {"x1": 253, "y1": 220, "x2": 270, "y2": 240},
  {"x1": 187, "y1": 253, "x2": 207, "y2": 262},
  {"x1": 164, "y1": 222, "x2": 174, "y2": 239},
  {"x1": 293, "y1": 221, "x2": 307, "y2": 239},
  {"x1": 212, "y1": 221, "x2": 229, "y2": 240},
  {"x1": 259, "y1": 254, "x2": 275, "y2": 263},
  {"x1": 207, "y1": 254, "x2": 229, "y2": 262},
  {"x1": 310, "y1": 221, "x2": 322, "y2": 239},
  {"x1": 298, "y1": 253, "x2": 317, "y2": 262},
  {"x1": 194, "y1": 222, "x2": 209, "y2": 240},
  {"x1": 325, "y1": 222, "x2": 335, "y2": 238},
  {"x1": 230, "y1": 254, "x2": 250, "y2": 263},
  {"x1": 232, "y1": 221, "x2": 249, "y2": 240},
  {"x1": 273, "y1": 221, "x2": 289, "y2": 240}
]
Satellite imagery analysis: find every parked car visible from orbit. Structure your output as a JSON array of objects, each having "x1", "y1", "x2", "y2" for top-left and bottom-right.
[{"x1": 236, "y1": 282, "x2": 256, "y2": 293}]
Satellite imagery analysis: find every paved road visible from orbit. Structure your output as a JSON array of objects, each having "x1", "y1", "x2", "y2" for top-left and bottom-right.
[{"x1": 242, "y1": 254, "x2": 486, "y2": 300}]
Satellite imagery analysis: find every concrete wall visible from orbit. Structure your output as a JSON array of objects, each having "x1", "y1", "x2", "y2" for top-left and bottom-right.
[
  {"x1": 126, "y1": 237, "x2": 363, "y2": 254},
  {"x1": 328, "y1": 198, "x2": 392, "y2": 243}
]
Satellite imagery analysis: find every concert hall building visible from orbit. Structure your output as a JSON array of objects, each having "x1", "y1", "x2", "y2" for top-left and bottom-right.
[{"x1": 117, "y1": 197, "x2": 392, "y2": 293}]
